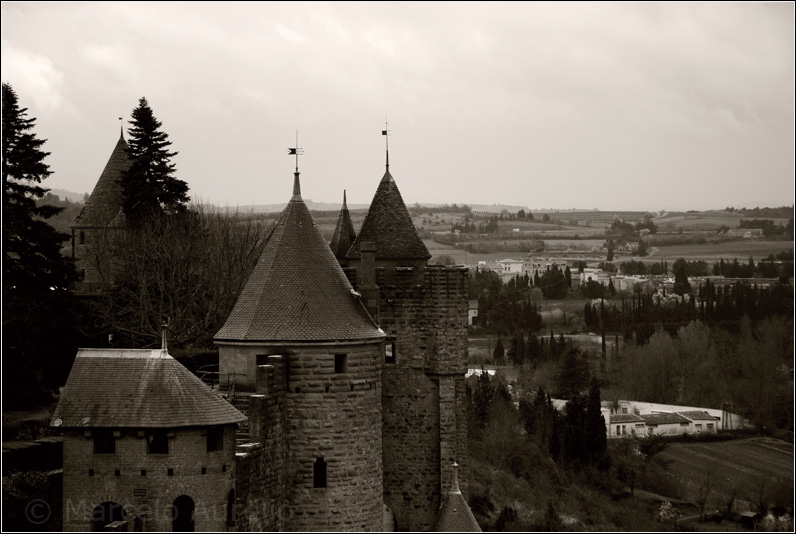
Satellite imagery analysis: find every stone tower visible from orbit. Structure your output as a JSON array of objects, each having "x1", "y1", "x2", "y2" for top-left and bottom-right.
[
  {"x1": 344, "y1": 153, "x2": 470, "y2": 531},
  {"x1": 329, "y1": 190, "x2": 356, "y2": 262},
  {"x1": 214, "y1": 169, "x2": 386, "y2": 531},
  {"x1": 71, "y1": 129, "x2": 130, "y2": 294}
]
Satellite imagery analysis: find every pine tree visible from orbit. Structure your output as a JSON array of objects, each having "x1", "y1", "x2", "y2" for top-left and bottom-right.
[
  {"x1": 2, "y1": 82, "x2": 78, "y2": 398},
  {"x1": 121, "y1": 97, "x2": 189, "y2": 225}
]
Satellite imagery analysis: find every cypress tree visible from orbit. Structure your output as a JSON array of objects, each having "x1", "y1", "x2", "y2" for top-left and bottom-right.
[
  {"x1": 121, "y1": 97, "x2": 189, "y2": 226},
  {"x1": 585, "y1": 378, "x2": 608, "y2": 464},
  {"x1": 493, "y1": 336, "x2": 505, "y2": 364}
]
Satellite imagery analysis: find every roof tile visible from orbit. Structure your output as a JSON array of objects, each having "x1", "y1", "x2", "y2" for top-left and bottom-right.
[
  {"x1": 51, "y1": 349, "x2": 246, "y2": 428},
  {"x1": 214, "y1": 175, "x2": 384, "y2": 342},
  {"x1": 346, "y1": 167, "x2": 430, "y2": 261},
  {"x1": 74, "y1": 134, "x2": 130, "y2": 227}
]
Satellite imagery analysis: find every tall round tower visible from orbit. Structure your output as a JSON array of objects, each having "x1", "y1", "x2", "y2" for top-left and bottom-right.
[{"x1": 215, "y1": 168, "x2": 386, "y2": 531}]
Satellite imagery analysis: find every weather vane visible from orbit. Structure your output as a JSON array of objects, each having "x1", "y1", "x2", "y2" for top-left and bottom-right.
[
  {"x1": 288, "y1": 131, "x2": 303, "y2": 173},
  {"x1": 381, "y1": 117, "x2": 390, "y2": 152},
  {"x1": 382, "y1": 117, "x2": 390, "y2": 168}
]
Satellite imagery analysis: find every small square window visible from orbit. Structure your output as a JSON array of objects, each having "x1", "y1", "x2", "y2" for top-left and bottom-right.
[
  {"x1": 167, "y1": 468, "x2": 174, "y2": 477},
  {"x1": 334, "y1": 354, "x2": 347, "y2": 374},
  {"x1": 147, "y1": 430, "x2": 169, "y2": 454},
  {"x1": 385, "y1": 342, "x2": 396, "y2": 365},
  {"x1": 141, "y1": 470, "x2": 146, "y2": 477},
  {"x1": 93, "y1": 429, "x2": 116, "y2": 454},
  {"x1": 222, "y1": 464, "x2": 227, "y2": 473},
  {"x1": 114, "y1": 469, "x2": 120, "y2": 477},
  {"x1": 207, "y1": 427, "x2": 224, "y2": 452},
  {"x1": 201, "y1": 467, "x2": 207, "y2": 475},
  {"x1": 88, "y1": 469, "x2": 94, "y2": 477},
  {"x1": 295, "y1": 386, "x2": 301, "y2": 393}
]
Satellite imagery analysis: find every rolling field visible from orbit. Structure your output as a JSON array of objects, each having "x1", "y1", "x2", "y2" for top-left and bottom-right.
[
  {"x1": 649, "y1": 241, "x2": 793, "y2": 262},
  {"x1": 659, "y1": 438, "x2": 794, "y2": 507}
]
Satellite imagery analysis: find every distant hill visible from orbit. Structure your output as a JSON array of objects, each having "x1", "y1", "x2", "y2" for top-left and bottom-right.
[
  {"x1": 205, "y1": 199, "x2": 371, "y2": 214},
  {"x1": 49, "y1": 188, "x2": 87, "y2": 203}
]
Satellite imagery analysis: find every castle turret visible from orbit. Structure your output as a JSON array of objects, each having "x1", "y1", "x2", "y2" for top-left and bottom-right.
[
  {"x1": 345, "y1": 152, "x2": 430, "y2": 268},
  {"x1": 71, "y1": 129, "x2": 130, "y2": 293},
  {"x1": 214, "y1": 167, "x2": 386, "y2": 531},
  {"x1": 329, "y1": 190, "x2": 356, "y2": 263},
  {"x1": 342, "y1": 149, "x2": 469, "y2": 531},
  {"x1": 436, "y1": 461, "x2": 481, "y2": 532}
]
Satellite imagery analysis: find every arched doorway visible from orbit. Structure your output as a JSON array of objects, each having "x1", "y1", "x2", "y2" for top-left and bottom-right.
[
  {"x1": 172, "y1": 495, "x2": 195, "y2": 532},
  {"x1": 91, "y1": 502, "x2": 126, "y2": 531}
]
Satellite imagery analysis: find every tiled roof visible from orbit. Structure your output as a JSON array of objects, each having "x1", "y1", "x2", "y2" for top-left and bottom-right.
[
  {"x1": 610, "y1": 413, "x2": 645, "y2": 423},
  {"x1": 74, "y1": 133, "x2": 130, "y2": 227},
  {"x1": 346, "y1": 163, "x2": 430, "y2": 261},
  {"x1": 436, "y1": 465, "x2": 481, "y2": 532},
  {"x1": 214, "y1": 173, "x2": 384, "y2": 343},
  {"x1": 50, "y1": 349, "x2": 246, "y2": 428},
  {"x1": 640, "y1": 412, "x2": 691, "y2": 425},
  {"x1": 329, "y1": 190, "x2": 356, "y2": 261},
  {"x1": 678, "y1": 411, "x2": 718, "y2": 421}
]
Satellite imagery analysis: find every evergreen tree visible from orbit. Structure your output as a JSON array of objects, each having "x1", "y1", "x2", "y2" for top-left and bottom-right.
[
  {"x1": 526, "y1": 333, "x2": 540, "y2": 365},
  {"x1": 121, "y1": 97, "x2": 189, "y2": 225},
  {"x1": 585, "y1": 378, "x2": 608, "y2": 464},
  {"x1": 493, "y1": 336, "x2": 505, "y2": 363},
  {"x1": 555, "y1": 348, "x2": 591, "y2": 397},
  {"x1": 2, "y1": 83, "x2": 78, "y2": 399},
  {"x1": 515, "y1": 333, "x2": 526, "y2": 366}
]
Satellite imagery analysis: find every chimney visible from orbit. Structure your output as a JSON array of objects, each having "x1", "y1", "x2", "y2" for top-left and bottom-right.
[{"x1": 359, "y1": 241, "x2": 379, "y2": 320}]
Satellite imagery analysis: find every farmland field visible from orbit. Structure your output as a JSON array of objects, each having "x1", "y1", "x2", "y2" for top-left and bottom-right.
[
  {"x1": 649, "y1": 241, "x2": 793, "y2": 262},
  {"x1": 658, "y1": 438, "x2": 794, "y2": 508}
]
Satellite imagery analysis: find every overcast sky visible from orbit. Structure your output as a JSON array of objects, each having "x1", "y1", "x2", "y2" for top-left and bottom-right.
[{"x1": 2, "y1": 1, "x2": 794, "y2": 212}]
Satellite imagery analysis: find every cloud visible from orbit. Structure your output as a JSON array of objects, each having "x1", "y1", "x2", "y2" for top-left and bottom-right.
[{"x1": 0, "y1": 41, "x2": 65, "y2": 113}]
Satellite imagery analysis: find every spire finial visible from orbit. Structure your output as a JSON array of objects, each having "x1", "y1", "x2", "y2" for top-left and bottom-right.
[
  {"x1": 161, "y1": 317, "x2": 170, "y2": 353},
  {"x1": 119, "y1": 117, "x2": 124, "y2": 140},
  {"x1": 451, "y1": 459, "x2": 461, "y2": 494},
  {"x1": 288, "y1": 131, "x2": 304, "y2": 201},
  {"x1": 343, "y1": 189, "x2": 347, "y2": 209},
  {"x1": 382, "y1": 118, "x2": 390, "y2": 170}
]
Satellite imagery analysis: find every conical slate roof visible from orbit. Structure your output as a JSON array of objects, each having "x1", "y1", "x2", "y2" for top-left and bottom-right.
[
  {"x1": 346, "y1": 159, "x2": 430, "y2": 261},
  {"x1": 436, "y1": 462, "x2": 481, "y2": 532},
  {"x1": 214, "y1": 173, "x2": 383, "y2": 343},
  {"x1": 329, "y1": 190, "x2": 356, "y2": 261},
  {"x1": 51, "y1": 348, "x2": 246, "y2": 429},
  {"x1": 74, "y1": 132, "x2": 130, "y2": 227}
]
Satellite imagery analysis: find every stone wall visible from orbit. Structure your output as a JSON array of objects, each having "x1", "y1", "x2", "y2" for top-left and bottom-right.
[
  {"x1": 235, "y1": 343, "x2": 385, "y2": 532},
  {"x1": 62, "y1": 426, "x2": 236, "y2": 531},
  {"x1": 235, "y1": 357, "x2": 288, "y2": 531},
  {"x1": 284, "y1": 342, "x2": 384, "y2": 531},
  {"x1": 345, "y1": 264, "x2": 470, "y2": 531},
  {"x1": 71, "y1": 226, "x2": 120, "y2": 294}
]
